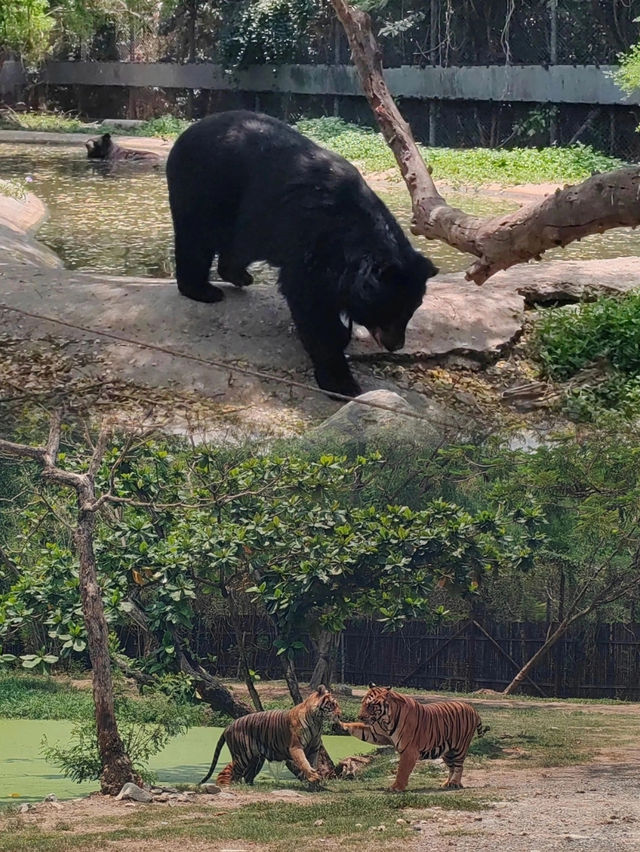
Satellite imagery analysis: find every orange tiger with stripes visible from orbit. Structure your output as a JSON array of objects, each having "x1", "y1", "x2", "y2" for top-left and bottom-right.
[
  {"x1": 341, "y1": 684, "x2": 487, "y2": 791},
  {"x1": 199, "y1": 686, "x2": 340, "y2": 787}
]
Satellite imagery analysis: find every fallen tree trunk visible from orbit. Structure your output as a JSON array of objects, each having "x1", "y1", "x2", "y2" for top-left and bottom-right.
[{"x1": 330, "y1": 0, "x2": 640, "y2": 286}]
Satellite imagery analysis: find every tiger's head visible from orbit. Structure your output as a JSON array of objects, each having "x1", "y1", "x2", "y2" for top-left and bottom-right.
[
  {"x1": 358, "y1": 683, "x2": 401, "y2": 732},
  {"x1": 307, "y1": 684, "x2": 341, "y2": 718}
]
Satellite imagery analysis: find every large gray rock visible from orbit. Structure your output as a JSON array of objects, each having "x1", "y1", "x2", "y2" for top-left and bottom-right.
[
  {"x1": 308, "y1": 390, "x2": 449, "y2": 445},
  {"x1": 115, "y1": 782, "x2": 153, "y2": 803}
]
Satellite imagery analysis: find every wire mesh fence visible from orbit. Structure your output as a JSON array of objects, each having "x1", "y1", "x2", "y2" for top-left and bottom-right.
[{"x1": 364, "y1": 0, "x2": 640, "y2": 68}]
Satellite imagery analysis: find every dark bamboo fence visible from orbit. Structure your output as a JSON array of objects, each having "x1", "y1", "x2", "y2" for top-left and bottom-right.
[{"x1": 175, "y1": 618, "x2": 640, "y2": 701}]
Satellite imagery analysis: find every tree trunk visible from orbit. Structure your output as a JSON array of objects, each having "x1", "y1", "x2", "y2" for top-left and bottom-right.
[
  {"x1": 330, "y1": 0, "x2": 640, "y2": 285},
  {"x1": 281, "y1": 655, "x2": 303, "y2": 705},
  {"x1": 225, "y1": 590, "x2": 264, "y2": 711},
  {"x1": 177, "y1": 648, "x2": 253, "y2": 718},
  {"x1": 309, "y1": 630, "x2": 339, "y2": 690},
  {"x1": 75, "y1": 488, "x2": 140, "y2": 794}
]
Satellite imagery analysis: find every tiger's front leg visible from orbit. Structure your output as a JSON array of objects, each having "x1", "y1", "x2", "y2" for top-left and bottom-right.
[
  {"x1": 340, "y1": 721, "x2": 393, "y2": 745},
  {"x1": 288, "y1": 744, "x2": 322, "y2": 784},
  {"x1": 390, "y1": 747, "x2": 419, "y2": 792}
]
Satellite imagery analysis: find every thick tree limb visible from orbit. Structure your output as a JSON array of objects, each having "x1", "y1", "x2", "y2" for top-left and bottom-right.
[{"x1": 330, "y1": 0, "x2": 640, "y2": 285}]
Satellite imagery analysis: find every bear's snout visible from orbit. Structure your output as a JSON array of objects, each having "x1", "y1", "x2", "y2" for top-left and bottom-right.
[{"x1": 371, "y1": 326, "x2": 406, "y2": 352}]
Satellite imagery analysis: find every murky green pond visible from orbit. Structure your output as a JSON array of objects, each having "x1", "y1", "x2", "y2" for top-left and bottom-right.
[
  {"x1": 0, "y1": 718, "x2": 375, "y2": 804},
  {"x1": 1, "y1": 142, "x2": 639, "y2": 277}
]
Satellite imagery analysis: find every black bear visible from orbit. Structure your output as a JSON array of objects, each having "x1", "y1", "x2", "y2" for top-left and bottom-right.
[
  {"x1": 166, "y1": 111, "x2": 438, "y2": 398},
  {"x1": 85, "y1": 133, "x2": 160, "y2": 164}
]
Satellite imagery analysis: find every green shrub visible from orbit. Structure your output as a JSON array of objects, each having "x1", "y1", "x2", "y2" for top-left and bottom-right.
[
  {"x1": 0, "y1": 672, "x2": 209, "y2": 725},
  {"x1": 0, "y1": 178, "x2": 26, "y2": 200},
  {"x1": 41, "y1": 694, "x2": 191, "y2": 784},
  {"x1": 532, "y1": 292, "x2": 640, "y2": 416},
  {"x1": 133, "y1": 114, "x2": 192, "y2": 139}
]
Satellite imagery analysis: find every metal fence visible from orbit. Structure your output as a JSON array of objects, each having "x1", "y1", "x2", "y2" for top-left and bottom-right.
[{"x1": 172, "y1": 617, "x2": 640, "y2": 701}]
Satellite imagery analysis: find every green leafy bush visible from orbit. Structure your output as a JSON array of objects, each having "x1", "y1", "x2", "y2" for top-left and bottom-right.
[
  {"x1": 616, "y1": 42, "x2": 640, "y2": 98},
  {"x1": 532, "y1": 292, "x2": 640, "y2": 416},
  {"x1": 0, "y1": 178, "x2": 27, "y2": 200},
  {"x1": 133, "y1": 115, "x2": 192, "y2": 139},
  {"x1": 221, "y1": 0, "x2": 319, "y2": 67}
]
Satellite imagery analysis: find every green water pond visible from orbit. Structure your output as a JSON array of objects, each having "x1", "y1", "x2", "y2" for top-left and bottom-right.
[
  {"x1": 2, "y1": 142, "x2": 639, "y2": 278},
  {"x1": 0, "y1": 718, "x2": 375, "y2": 805}
]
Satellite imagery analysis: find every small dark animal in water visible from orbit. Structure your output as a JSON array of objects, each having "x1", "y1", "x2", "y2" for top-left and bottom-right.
[
  {"x1": 199, "y1": 686, "x2": 341, "y2": 787},
  {"x1": 85, "y1": 133, "x2": 160, "y2": 164},
  {"x1": 166, "y1": 110, "x2": 438, "y2": 398}
]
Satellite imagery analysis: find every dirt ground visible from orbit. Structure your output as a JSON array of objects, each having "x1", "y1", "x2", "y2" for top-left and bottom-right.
[{"x1": 7, "y1": 747, "x2": 639, "y2": 852}]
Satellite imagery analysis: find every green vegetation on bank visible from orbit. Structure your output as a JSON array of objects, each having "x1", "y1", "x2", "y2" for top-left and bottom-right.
[
  {"x1": 3, "y1": 674, "x2": 635, "y2": 770},
  {"x1": 0, "y1": 178, "x2": 26, "y2": 200},
  {"x1": 297, "y1": 117, "x2": 624, "y2": 183},
  {"x1": 532, "y1": 291, "x2": 640, "y2": 417},
  {"x1": 0, "y1": 111, "x2": 191, "y2": 139},
  {"x1": 0, "y1": 673, "x2": 208, "y2": 726},
  {"x1": 0, "y1": 111, "x2": 624, "y2": 185}
]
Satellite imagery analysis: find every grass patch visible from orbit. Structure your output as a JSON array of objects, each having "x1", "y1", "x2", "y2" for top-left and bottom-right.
[
  {"x1": 0, "y1": 110, "x2": 189, "y2": 139},
  {"x1": 470, "y1": 706, "x2": 617, "y2": 767},
  {"x1": 0, "y1": 756, "x2": 492, "y2": 852},
  {"x1": 0, "y1": 111, "x2": 101, "y2": 134},
  {"x1": 0, "y1": 673, "x2": 207, "y2": 725},
  {"x1": 297, "y1": 117, "x2": 624, "y2": 184},
  {"x1": 531, "y1": 291, "x2": 640, "y2": 417},
  {"x1": 0, "y1": 674, "x2": 95, "y2": 721}
]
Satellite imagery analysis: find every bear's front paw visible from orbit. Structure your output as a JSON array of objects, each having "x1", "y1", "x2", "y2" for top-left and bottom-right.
[
  {"x1": 315, "y1": 371, "x2": 362, "y2": 401},
  {"x1": 177, "y1": 282, "x2": 225, "y2": 303}
]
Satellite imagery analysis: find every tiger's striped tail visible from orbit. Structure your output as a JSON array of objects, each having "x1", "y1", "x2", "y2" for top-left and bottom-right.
[
  {"x1": 199, "y1": 731, "x2": 226, "y2": 785},
  {"x1": 476, "y1": 719, "x2": 490, "y2": 738}
]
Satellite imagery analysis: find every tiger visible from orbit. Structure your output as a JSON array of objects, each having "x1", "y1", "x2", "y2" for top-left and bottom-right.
[
  {"x1": 199, "y1": 685, "x2": 341, "y2": 787},
  {"x1": 340, "y1": 684, "x2": 487, "y2": 792}
]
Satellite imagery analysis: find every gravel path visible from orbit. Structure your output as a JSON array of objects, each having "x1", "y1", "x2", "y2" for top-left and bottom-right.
[{"x1": 415, "y1": 752, "x2": 640, "y2": 851}]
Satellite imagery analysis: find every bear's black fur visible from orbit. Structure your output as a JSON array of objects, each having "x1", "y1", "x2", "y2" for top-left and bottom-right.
[
  {"x1": 166, "y1": 111, "x2": 438, "y2": 398},
  {"x1": 85, "y1": 133, "x2": 160, "y2": 164}
]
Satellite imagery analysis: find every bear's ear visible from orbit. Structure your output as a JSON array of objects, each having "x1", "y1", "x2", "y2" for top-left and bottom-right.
[
  {"x1": 102, "y1": 133, "x2": 111, "y2": 143},
  {"x1": 368, "y1": 682, "x2": 377, "y2": 689},
  {"x1": 418, "y1": 253, "x2": 439, "y2": 281}
]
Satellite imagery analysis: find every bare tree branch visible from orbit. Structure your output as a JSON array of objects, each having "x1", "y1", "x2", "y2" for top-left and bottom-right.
[{"x1": 330, "y1": 0, "x2": 640, "y2": 285}]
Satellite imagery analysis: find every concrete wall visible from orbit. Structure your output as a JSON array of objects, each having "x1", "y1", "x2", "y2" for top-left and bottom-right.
[
  {"x1": 0, "y1": 60, "x2": 27, "y2": 99},
  {"x1": 40, "y1": 61, "x2": 639, "y2": 105}
]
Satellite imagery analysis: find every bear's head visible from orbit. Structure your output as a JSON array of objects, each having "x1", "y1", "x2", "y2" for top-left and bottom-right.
[
  {"x1": 85, "y1": 133, "x2": 113, "y2": 159},
  {"x1": 344, "y1": 251, "x2": 437, "y2": 353}
]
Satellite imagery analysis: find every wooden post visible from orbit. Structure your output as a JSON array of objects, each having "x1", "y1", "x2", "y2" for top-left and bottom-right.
[
  {"x1": 334, "y1": 20, "x2": 342, "y2": 117},
  {"x1": 548, "y1": 0, "x2": 558, "y2": 145},
  {"x1": 549, "y1": 0, "x2": 558, "y2": 64},
  {"x1": 428, "y1": 0, "x2": 438, "y2": 147}
]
